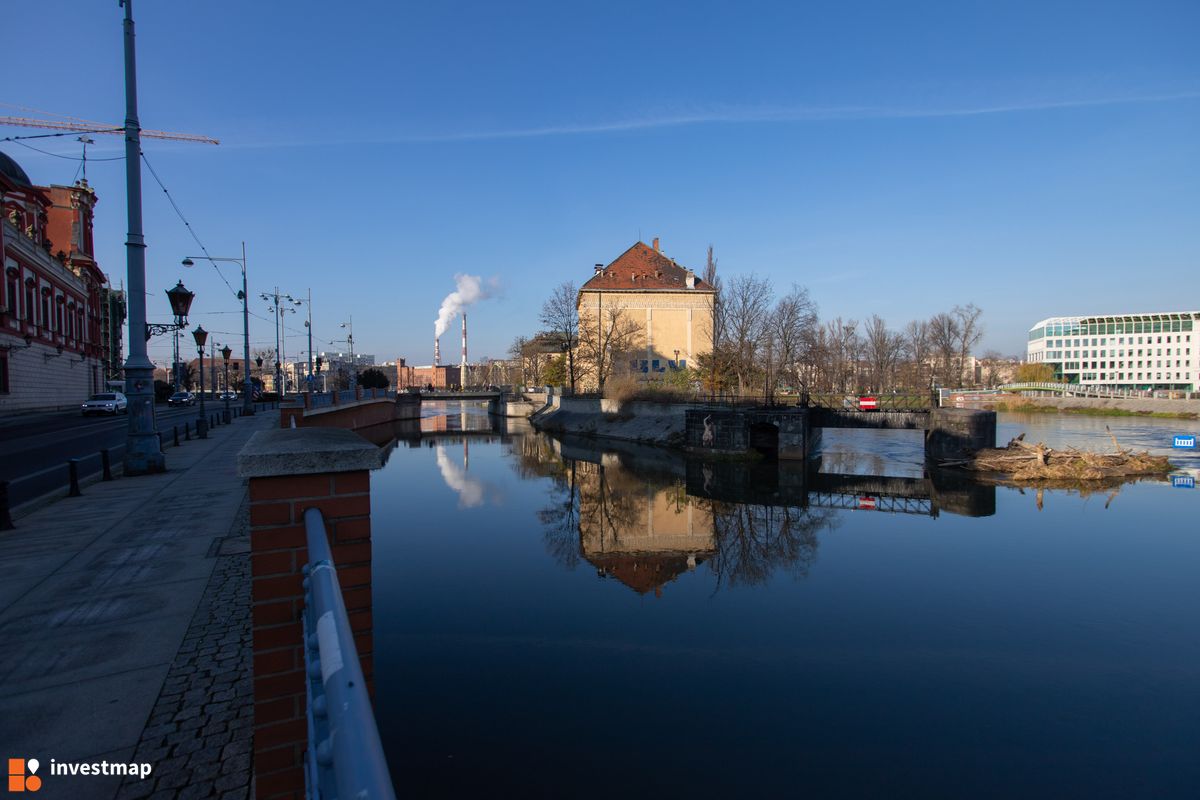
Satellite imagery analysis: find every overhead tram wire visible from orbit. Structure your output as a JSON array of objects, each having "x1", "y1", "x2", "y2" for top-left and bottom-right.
[{"x1": 138, "y1": 150, "x2": 239, "y2": 300}]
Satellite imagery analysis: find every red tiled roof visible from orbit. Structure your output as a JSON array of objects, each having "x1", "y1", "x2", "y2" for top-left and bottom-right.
[{"x1": 580, "y1": 242, "x2": 714, "y2": 292}]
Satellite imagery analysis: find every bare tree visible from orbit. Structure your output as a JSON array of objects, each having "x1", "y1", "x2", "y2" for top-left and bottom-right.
[
  {"x1": 928, "y1": 312, "x2": 960, "y2": 386},
  {"x1": 771, "y1": 285, "x2": 819, "y2": 396},
  {"x1": 539, "y1": 282, "x2": 581, "y2": 393},
  {"x1": 724, "y1": 274, "x2": 773, "y2": 395},
  {"x1": 703, "y1": 245, "x2": 718, "y2": 287},
  {"x1": 578, "y1": 303, "x2": 642, "y2": 391},
  {"x1": 903, "y1": 320, "x2": 931, "y2": 389},
  {"x1": 824, "y1": 317, "x2": 860, "y2": 393},
  {"x1": 954, "y1": 303, "x2": 984, "y2": 386},
  {"x1": 863, "y1": 314, "x2": 905, "y2": 391},
  {"x1": 508, "y1": 335, "x2": 530, "y2": 386}
]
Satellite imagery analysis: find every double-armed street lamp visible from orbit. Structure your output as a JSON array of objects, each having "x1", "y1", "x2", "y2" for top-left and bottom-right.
[
  {"x1": 192, "y1": 325, "x2": 209, "y2": 438},
  {"x1": 340, "y1": 316, "x2": 356, "y2": 389},
  {"x1": 221, "y1": 344, "x2": 233, "y2": 424},
  {"x1": 286, "y1": 289, "x2": 314, "y2": 392},
  {"x1": 182, "y1": 244, "x2": 254, "y2": 416},
  {"x1": 261, "y1": 287, "x2": 298, "y2": 396}
]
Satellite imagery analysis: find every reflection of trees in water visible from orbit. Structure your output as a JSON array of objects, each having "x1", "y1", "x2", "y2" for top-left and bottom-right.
[
  {"x1": 539, "y1": 462, "x2": 581, "y2": 569},
  {"x1": 704, "y1": 501, "x2": 838, "y2": 590},
  {"x1": 531, "y1": 442, "x2": 840, "y2": 593}
]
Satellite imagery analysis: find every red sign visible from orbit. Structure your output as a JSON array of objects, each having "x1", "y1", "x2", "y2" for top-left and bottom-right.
[
  {"x1": 858, "y1": 396, "x2": 878, "y2": 411},
  {"x1": 858, "y1": 496, "x2": 878, "y2": 510}
]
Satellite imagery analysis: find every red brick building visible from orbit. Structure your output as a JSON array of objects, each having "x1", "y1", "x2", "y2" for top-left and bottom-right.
[{"x1": 1, "y1": 150, "x2": 109, "y2": 412}]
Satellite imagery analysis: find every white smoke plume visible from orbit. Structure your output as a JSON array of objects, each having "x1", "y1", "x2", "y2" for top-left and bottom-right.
[
  {"x1": 435, "y1": 445, "x2": 486, "y2": 508},
  {"x1": 434, "y1": 274, "x2": 498, "y2": 338}
]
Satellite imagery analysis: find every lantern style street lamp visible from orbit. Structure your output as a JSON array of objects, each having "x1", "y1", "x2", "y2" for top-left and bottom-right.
[
  {"x1": 221, "y1": 344, "x2": 233, "y2": 424},
  {"x1": 145, "y1": 280, "x2": 195, "y2": 392},
  {"x1": 193, "y1": 325, "x2": 209, "y2": 438}
]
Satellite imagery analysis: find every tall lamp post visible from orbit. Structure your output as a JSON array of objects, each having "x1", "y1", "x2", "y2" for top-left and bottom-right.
[
  {"x1": 221, "y1": 344, "x2": 232, "y2": 423},
  {"x1": 261, "y1": 287, "x2": 295, "y2": 396},
  {"x1": 287, "y1": 289, "x2": 313, "y2": 392},
  {"x1": 120, "y1": 0, "x2": 165, "y2": 474},
  {"x1": 182, "y1": 243, "x2": 253, "y2": 416},
  {"x1": 340, "y1": 316, "x2": 356, "y2": 389},
  {"x1": 192, "y1": 325, "x2": 209, "y2": 438}
]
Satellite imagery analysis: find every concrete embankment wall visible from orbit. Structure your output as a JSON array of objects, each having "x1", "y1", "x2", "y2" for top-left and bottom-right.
[
  {"x1": 983, "y1": 395, "x2": 1200, "y2": 417},
  {"x1": 531, "y1": 396, "x2": 688, "y2": 447}
]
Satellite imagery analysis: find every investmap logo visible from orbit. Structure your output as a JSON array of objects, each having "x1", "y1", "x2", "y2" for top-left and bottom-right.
[
  {"x1": 7, "y1": 759, "x2": 41, "y2": 793},
  {"x1": 7, "y1": 757, "x2": 153, "y2": 792}
]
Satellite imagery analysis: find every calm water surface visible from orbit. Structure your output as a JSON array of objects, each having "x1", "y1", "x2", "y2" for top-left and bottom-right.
[{"x1": 370, "y1": 403, "x2": 1199, "y2": 798}]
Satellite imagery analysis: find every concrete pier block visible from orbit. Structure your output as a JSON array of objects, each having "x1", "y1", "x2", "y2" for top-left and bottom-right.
[{"x1": 925, "y1": 407, "x2": 996, "y2": 462}]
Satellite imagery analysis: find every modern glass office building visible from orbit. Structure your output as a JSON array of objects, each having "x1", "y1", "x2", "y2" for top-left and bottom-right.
[{"x1": 1026, "y1": 311, "x2": 1198, "y2": 391}]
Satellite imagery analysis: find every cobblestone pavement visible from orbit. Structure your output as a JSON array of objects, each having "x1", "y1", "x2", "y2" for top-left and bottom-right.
[
  {"x1": 116, "y1": 498, "x2": 253, "y2": 800},
  {"x1": 0, "y1": 410, "x2": 274, "y2": 800}
]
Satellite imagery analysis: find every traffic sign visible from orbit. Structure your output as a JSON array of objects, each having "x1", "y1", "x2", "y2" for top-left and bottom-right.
[
  {"x1": 1172, "y1": 475, "x2": 1195, "y2": 489},
  {"x1": 1172, "y1": 435, "x2": 1196, "y2": 449}
]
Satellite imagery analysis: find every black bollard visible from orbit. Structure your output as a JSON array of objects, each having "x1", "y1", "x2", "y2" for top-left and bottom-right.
[
  {"x1": 67, "y1": 458, "x2": 82, "y2": 497},
  {"x1": 0, "y1": 481, "x2": 14, "y2": 531},
  {"x1": 158, "y1": 432, "x2": 164, "y2": 449},
  {"x1": 173, "y1": 425, "x2": 179, "y2": 447},
  {"x1": 101, "y1": 449, "x2": 113, "y2": 481}
]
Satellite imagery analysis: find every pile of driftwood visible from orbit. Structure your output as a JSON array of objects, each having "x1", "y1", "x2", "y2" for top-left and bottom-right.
[{"x1": 943, "y1": 430, "x2": 1173, "y2": 480}]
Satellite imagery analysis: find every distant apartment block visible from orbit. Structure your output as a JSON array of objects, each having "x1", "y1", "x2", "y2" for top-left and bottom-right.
[{"x1": 1027, "y1": 311, "x2": 1198, "y2": 391}]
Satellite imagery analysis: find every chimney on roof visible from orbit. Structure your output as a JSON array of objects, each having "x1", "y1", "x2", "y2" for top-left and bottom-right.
[
  {"x1": 685, "y1": 269, "x2": 695, "y2": 289},
  {"x1": 652, "y1": 237, "x2": 660, "y2": 252},
  {"x1": 594, "y1": 263, "x2": 603, "y2": 276}
]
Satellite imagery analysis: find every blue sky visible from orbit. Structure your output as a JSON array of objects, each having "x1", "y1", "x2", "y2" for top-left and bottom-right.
[{"x1": 5, "y1": 0, "x2": 1198, "y2": 363}]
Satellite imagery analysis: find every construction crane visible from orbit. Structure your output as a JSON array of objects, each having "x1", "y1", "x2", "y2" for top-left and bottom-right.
[{"x1": 0, "y1": 104, "x2": 218, "y2": 145}]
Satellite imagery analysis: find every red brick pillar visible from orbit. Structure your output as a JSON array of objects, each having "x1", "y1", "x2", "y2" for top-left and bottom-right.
[{"x1": 238, "y1": 429, "x2": 382, "y2": 800}]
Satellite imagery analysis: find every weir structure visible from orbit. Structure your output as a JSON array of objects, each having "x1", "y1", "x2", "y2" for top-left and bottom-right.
[{"x1": 685, "y1": 406, "x2": 996, "y2": 463}]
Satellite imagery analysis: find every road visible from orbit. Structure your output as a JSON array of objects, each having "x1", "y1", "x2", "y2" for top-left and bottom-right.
[{"x1": 0, "y1": 402, "x2": 252, "y2": 508}]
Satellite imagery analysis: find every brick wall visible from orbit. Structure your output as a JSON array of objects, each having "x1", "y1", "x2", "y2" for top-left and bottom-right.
[{"x1": 247, "y1": 470, "x2": 374, "y2": 800}]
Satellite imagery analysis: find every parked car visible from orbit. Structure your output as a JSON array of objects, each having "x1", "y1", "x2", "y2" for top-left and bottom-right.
[
  {"x1": 218, "y1": 390, "x2": 238, "y2": 401},
  {"x1": 81, "y1": 392, "x2": 128, "y2": 416},
  {"x1": 167, "y1": 391, "x2": 196, "y2": 407}
]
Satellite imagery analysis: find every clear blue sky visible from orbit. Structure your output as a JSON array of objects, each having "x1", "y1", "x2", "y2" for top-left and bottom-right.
[{"x1": 6, "y1": 0, "x2": 1198, "y2": 364}]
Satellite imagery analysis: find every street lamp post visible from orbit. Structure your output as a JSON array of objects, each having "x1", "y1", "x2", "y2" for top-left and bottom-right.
[
  {"x1": 145, "y1": 281, "x2": 195, "y2": 395},
  {"x1": 340, "y1": 316, "x2": 356, "y2": 389},
  {"x1": 182, "y1": 242, "x2": 253, "y2": 416},
  {"x1": 119, "y1": 0, "x2": 165, "y2": 475},
  {"x1": 287, "y1": 289, "x2": 313, "y2": 392},
  {"x1": 221, "y1": 344, "x2": 232, "y2": 423},
  {"x1": 193, "y1": 325, "x2": 209, "y2": 438}
]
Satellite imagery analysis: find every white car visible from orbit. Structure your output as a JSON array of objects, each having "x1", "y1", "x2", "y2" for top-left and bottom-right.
[{"x1": 81, "y1": 392, "x2": 128, "y2": 415}]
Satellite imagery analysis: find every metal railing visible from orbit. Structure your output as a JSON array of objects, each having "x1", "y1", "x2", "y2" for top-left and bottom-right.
[
  {"x1": 304, "y1": 389, "x2": 395, "y2": 409},
  {"x1": 301, "y1": 508, "x2": 396, "y2": 800},
  {"x1": 0, "y1": 403, "x2": 280, "y2": 528},
  {"x1": 997, "y1": 382, "x2": 1196, "y2": 400}
]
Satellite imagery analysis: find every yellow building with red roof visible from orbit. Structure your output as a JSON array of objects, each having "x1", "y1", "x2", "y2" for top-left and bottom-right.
[{"x1": 577, "y1": 239, "x2": 715, "y2": 384}]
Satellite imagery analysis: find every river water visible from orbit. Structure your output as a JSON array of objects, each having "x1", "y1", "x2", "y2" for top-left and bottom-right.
[{"x1": 369, "y1": 403, "x2": 1199, "y2": 798}]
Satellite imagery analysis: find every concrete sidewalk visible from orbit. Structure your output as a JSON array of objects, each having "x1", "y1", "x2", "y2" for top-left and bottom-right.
[{"x1": 0, "y1": 411, "x2": 275, "y2": 800}]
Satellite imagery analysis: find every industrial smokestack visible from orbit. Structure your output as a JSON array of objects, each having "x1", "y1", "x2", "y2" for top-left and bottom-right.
[
  {"x1": 434, "y1": 336, "x2": 441, "y2": 366},
  {"x1": 461, "y1": 313, "x2": 468, "y2": 386}
]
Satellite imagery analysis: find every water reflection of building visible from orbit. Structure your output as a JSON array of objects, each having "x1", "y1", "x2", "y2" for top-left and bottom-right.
[{"x1": 576, "y1": 461, "x2": 715, "y2": 596}]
